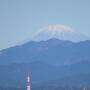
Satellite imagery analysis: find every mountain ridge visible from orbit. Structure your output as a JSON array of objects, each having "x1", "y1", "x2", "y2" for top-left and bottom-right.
[
  {"x1": 0, "y1": 60, "x2": 90, "y2": 87},
  {"x1": 0, "y1": 38, "x2": 90, "y2": 65}
]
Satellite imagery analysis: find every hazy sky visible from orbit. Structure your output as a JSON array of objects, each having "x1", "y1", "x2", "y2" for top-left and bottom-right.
[{"x1": 0, "y1": 0, "x2": 90, "y2": 50}]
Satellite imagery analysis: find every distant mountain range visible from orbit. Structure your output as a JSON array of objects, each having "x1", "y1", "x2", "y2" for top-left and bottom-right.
[
  {"x1": 0, "y1": 38, "x2": 90, "y2": 87},
  {"x1": 0, "y1": 38, "x2": 90, "y2": 65},
  {"x1": 0, "y1": 60, "x2": 90, "y2": 87}
]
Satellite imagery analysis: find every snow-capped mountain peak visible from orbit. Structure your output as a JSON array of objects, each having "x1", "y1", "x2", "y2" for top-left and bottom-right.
[
  {"x1": 42, "y1": 24, "x2": 74, "y2": 33},
  {"x1": 32, "y1": 24, "x2": 89, "y2": 42}
]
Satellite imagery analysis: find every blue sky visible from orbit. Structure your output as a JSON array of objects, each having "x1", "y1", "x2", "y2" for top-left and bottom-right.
[{"x1": 0, "y1": 0, "x2": 90, "y2": 50}]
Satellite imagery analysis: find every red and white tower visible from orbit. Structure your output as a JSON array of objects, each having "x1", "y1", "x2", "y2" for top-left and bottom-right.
[{"x1": 27, "y1": 75, "x2": 30, "y2": 90}]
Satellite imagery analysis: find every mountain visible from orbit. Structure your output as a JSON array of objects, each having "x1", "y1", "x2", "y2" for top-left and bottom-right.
[
  {"x1": 31, "y1": 24, "x2": 90, "y2": 42},
  {"x1": 0, "y1": 60, "x2": 90, "y2": 87},
  {"x1": 0, "y1": 39, "x2": 90, "y2": 65},
  {"x1": 45, "y1": 61, "x2": 90, "y2": 87},
  {"x1": 0, "y1": 61, "x2": 59, "y2": 87},
  {"x1": 0, "y1": 39, "x2": 90, "y2": 87}
]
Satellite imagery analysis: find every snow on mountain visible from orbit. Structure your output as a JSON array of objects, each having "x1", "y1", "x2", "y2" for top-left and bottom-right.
[{"x1": 32, "y1": 24, "x2": 89, "y2": 42}]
